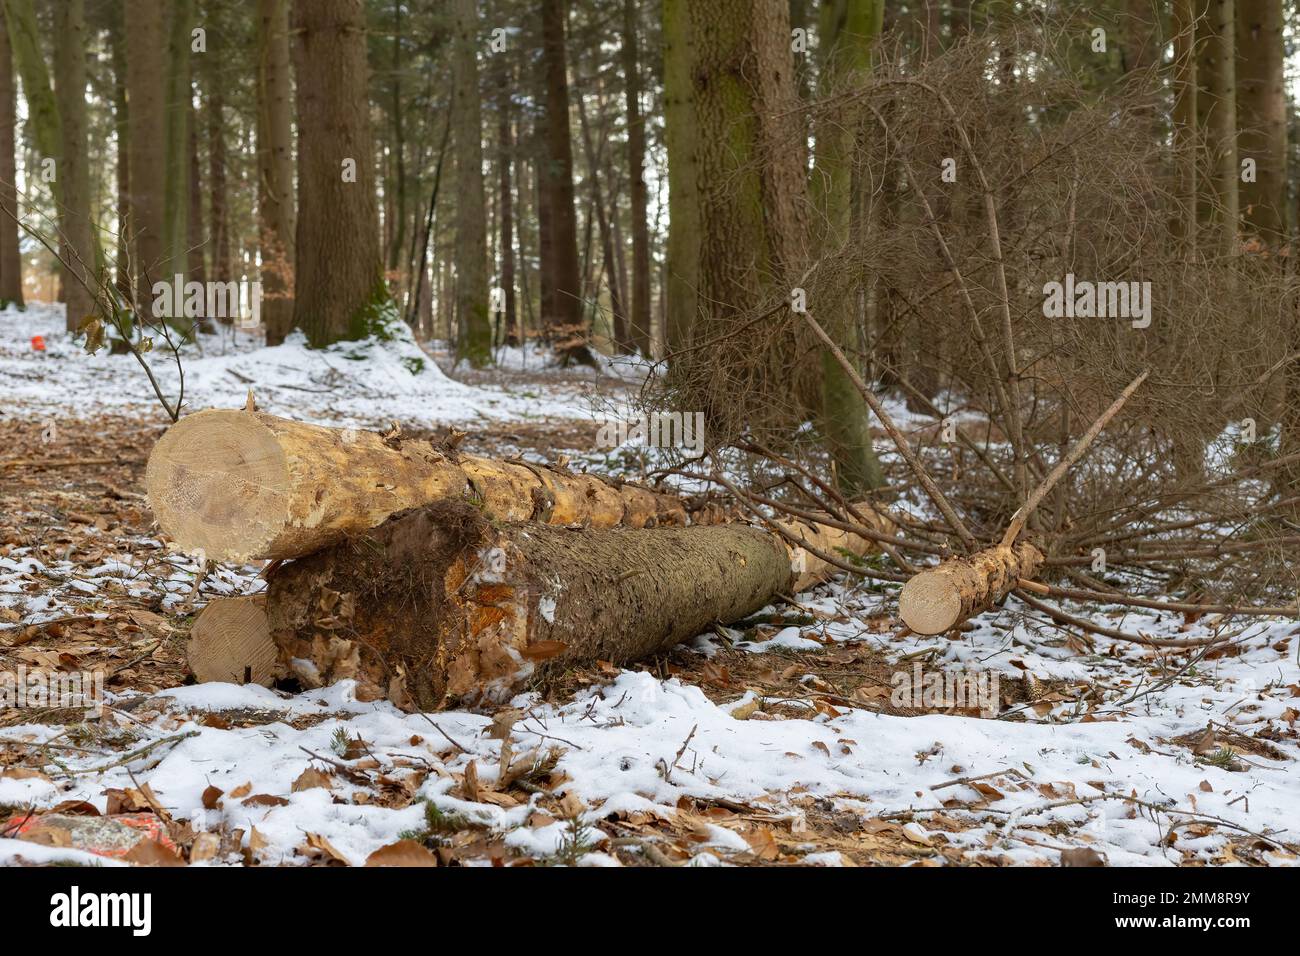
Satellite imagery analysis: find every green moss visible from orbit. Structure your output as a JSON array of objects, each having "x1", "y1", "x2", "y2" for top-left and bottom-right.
[{"x1": 341, "y1": 279, "x2": 400, "y2": 344}]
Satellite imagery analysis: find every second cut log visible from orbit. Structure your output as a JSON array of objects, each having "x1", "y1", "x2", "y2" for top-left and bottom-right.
[{"x1": 897, "y1": 542, "x2": 1044, "y2": 635}]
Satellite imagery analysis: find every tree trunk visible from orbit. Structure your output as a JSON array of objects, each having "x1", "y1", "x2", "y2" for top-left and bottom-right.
[
  {"x1": 622, "y1": 0, "x2": 651, "y2": 357},
  {"x1": 1, "y1": 0, "x2": 58, "y2": 183},
  {"x1": 576, "y1": 90, "x2": 628, "y2": 353},
  {"x1": 385, "y1": 0, "x2": 407, "y2": 276},
  {"x1": 812, "y1": 0, "x2": 886, "y2": 496},
  {"x1": 0, "y1": 9, "x2": 23, "y2": 307},
  {"x1": 496, "y1": 58, "x2": 518, "y2": 346},
  {"x1": 107, "y1": 3, "x2": 130, "y2": 299},
  {"x1": 256, "y1": 0, "x2": 296, "y2": 345},
  {"x1": 686, "y1": 0, "x2": 818, "y2": 433},
  {"x1": 1195, "y1": 0, "x2": 1238, "y2": 252},
  {"x1": 539, "y1": 0, "x2": 591, "y2": 364},
  {"x1": 258, "y1": 499, "x2": 879, "y2": 709},
  {"x1": 899, "y1": 542, "x2": 1044, "y2": 635},
  {"x1": 145, "y1": 408, "x2": 738, "y2": 563},
  {"x1": 1234, "y1": 0, "x2": 1285, "y2": 246},
  {"x1": 163, "y1": 0, "x2": 193, "y2": 284},
  {"x1": 451, "y1": 0, "x2": 491, "y2": 367},
  {"x1": 186, "y1": 89, "x2": 206, "y2": 293},
  {"x1": 52, "y1": 0, "x2": 92, "y2": 332},
  {"x1": 662, "y1": 0, "x2": 698, "y2": 356},
  {"x1": 1170, "y1": 0, "x2": 1197, "y2": 252},
  {"x1": 124, "y1": 0, "x2": 166, "y2": 310},
  {"x1": 291, "y1": 0, "x2": 386, "y2": 346}
]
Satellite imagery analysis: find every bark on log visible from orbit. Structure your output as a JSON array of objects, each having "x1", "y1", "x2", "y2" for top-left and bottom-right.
[
  {"x1": 897, "y1": 542, "x2": 1044, "y2": 635},
  {"x1": 145, "y1": 409, "x2": 730, "y2": 563},
  {"x1": 216, "y1": 499, "x2": 882, "y2": 709},
  {"x1": 186, "y1": 594, "x2": 278, "y2": 686}
]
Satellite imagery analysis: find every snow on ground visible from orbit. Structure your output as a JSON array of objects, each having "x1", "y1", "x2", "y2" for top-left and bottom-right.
[
  {"x1": 2, "y1": 304, "x2": 598, "y2": 427},
  {"x1": 2, "y1": 305, "x2": 1298, "y2": 866}
]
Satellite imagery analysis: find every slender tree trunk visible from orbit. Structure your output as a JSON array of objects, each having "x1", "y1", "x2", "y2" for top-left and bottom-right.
[
  {"x1": 811, "y1": 0, "x2": 886, "y2": 495},
  {"x1": 0, "y1": 10, "x2": 23, "y2": 307},
  {"x1": 291, "y1": 0, "x2": 387, "y2": 346},
  {"x1": 451, "y1": 0, "x2": 491, "y2": 367},
  {"x1": 206, "y1": 24, "x2": 231, "y2": 287},
  {"x1": 577, "y1": 92, "x2": 628, "y2": 352},
  {"x1": 1171, "y1": 0, "x2": 1197, "y2": 252},
  {"x1": 53, "y1": 0, "x2": 92, "y2": 332},
  {"x1": 1, "y1": 0, "x2": 57, "y2": 186},
  {"x1": 107, "y1": 3, "x2": 130, "y2": 299},
  {"x1": 1235, "y1": 0, "x2": 1285, "y2": 246},
  {"x1": 534, "y1": 117, "x2": 554, "y2": 337},
  {"x1": 622, "y1": 0, "x2": 651, "y2": 357},
  {"x1": 1195, "y1": 0, "x2": 1238, "y2": 253},
  {"x1": 163, "y1": 0, "x2": 193, "y2": 283},
  {"x1": 125, "y1": 0, "x2": 166, "y2": 310},
  {"x1": 496, "y1": 60, "x2": 519, "y2": 346},
  {"x1": 256, "y1": 0, "x2": 296, "y2": 344},
  {"x1": 186, "y1": 92, "x2": 206, "y2": 288},
  {"x1": 386, "y1": 0, "x2": 407, "y2": 275},
  {"x1": 539, "y1": 0, "x2": 591, "y2": 364},
  {"x1": 662, "y1": 0, "x2": 698, "y2": 356}
]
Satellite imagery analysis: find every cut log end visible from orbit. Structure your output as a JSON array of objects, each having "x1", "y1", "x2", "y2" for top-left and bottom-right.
[
  {"x1": 187, "y1": 595, "x2": 279, "y2": 686},
  {"x1": 898, "y1": 571, "x2": 966, "y2": 635},
  {"x1": 145, "y1": 410, "x2": 289, "y2": 562}
]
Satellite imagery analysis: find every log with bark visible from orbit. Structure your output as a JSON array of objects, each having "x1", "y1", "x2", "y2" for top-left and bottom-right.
[
  {"x1": 897, "y1": 541, "x2": 1044, "y2": 635},
  {"x1": 145, "y1": 408, "x2": 731, "y2": 563},
  {"x1": 190, "y1": 498, "x2": 887, "y2": 709}
]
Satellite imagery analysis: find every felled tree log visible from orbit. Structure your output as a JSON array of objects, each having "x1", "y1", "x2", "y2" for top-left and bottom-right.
[
  {"x1": 187, "y1": 594, "x2": 277, "y2": 686},
  {"x1": 145, "y1": 408, "x2": 730, "y2": 563},
  {"x1": 248, "y1": 500, "x2": 879, "y2": 710},
  {"x1": 897, "y1": 542, "x2": 1044, "y2": 635}
]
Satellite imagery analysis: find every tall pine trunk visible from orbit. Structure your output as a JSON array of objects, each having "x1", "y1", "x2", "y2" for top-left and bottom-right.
[
  {"x1": 163, "y1": 0, "x2": 193, "y2": 284},
  {"x1": 0, "y1": 10, "x2": 22, "y2": 307},
  {"x1": 496, "y1": 57, "x2": 518, "y2": 346},
  {"x1": 451, "y1": 0, "x2": 491, "y2": 366},
  {"x1": 124, "y1": 0, "x2": 166, "y2": 311},
  {"x1": 54, "y1": 0, "x2": 92, "y2": 332},
  {"x1": 107, "y1": 3, "x2": 130, "y2": 298},
  {"x1": 1171, "y1": 0, "x2": 1197, "y2": 252},
  {"x1": 1195, "y1": 0, "x2": 1238, "y2": 253},
  {"x1": 539, "y1": 0, "x2": 591, "y2": 364},
  {"x1": 662, "y1": 0, "x2": 697, "y2": 356},
  {"x1": 1235, "y1": 0, "x2": 1285, "y2": 246},
  {"x1": 622, "y1": 0, "x2": 651, "y2": 357},
  {"x1": 256, "y1": 0, "x2": 295, "y2": 344},
  {"x1": 291, "y1": 0, "x2": 386, "y2": 346},
  {"x1": 811, "y1": 0, "x2": 886, "y2": 494}
]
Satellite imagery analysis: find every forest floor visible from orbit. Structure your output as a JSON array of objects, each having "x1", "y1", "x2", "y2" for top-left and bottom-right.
[{"x1": 1, "y1": 304, "x2": 1298, "y2": 868}]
